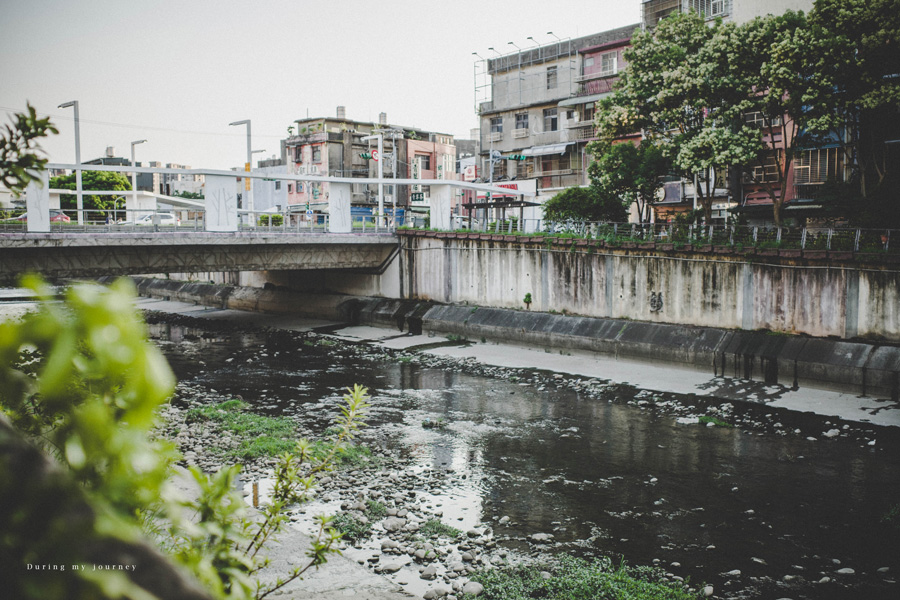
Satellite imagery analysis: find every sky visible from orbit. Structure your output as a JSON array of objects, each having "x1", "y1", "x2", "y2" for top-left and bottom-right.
[{"x1": 1, "y1": 0, "x2": 641, "y2": 170}]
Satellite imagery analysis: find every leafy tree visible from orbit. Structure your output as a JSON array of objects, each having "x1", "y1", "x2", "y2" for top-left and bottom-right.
[
  {"x1": 0, "y1": 103, "x2": 58, "y2": 194},
  {"x1": 541, "y1": 185, "x2": 627, "y2": 223},
  {"x1": 174, "y1": 190, "x2": 205, "y2": 200},
  {"x1": 0, "y1": 277, "x2": 370, "y2": 600},
  {"x1": 586, "y1": 141, "x2": 671, "y2": 223},
  {"x1": 595, "y1": 13, "x2": 758, "y2": 223},
  {"x1": 808, "y1": 0, "x2": 900, "y2": 224},
  {"x1": 50, "y1": 170, "x2": 130, "y2": 219}
]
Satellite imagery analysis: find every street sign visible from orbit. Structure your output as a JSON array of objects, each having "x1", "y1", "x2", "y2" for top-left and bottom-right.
[
  {"x1": 411, "y1": 192, "x2": 424, "y2": 202},
  {"x1": 372, "y1": 150, "x2": 380, "y2": 162},
  {"x1": 306, "y1": 209, "x2": 313, "y2": 216}
]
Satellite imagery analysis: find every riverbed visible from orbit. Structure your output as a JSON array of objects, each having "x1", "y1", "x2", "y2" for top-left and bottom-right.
[{"x1": 140, "y1": 300, "x2": 900, "y2": 600}]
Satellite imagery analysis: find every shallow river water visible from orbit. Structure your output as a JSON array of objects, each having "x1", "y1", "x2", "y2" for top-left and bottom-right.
[{"x1": 146, "y1": 313, "x2": 900, "y2": 600}]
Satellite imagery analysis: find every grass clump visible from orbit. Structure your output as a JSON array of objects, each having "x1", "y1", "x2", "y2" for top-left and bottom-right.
[
  {"x1": 331, "y1": 513, "x2": 372, "y2": 541},
  {"x1": 698, "y1": 416, "x2": 733, "y2": 428},
  {"x1": 419, "y1": 518, "x2": 462, "y2": 540},
  {"x1": 185, "y1": 399, "x2": 297, "y2": 459},
  {"x1": 464, "y1": 555, "x2": 701, "y2": 600}
]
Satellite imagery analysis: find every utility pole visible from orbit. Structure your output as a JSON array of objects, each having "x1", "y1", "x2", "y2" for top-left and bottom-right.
[
  {"x1": 130, "y1": 139, "x2": 147, "y2": 221},
  {"x1": 58, "y1": 101, "x2": 82, "y2": 224},
  {"x1": 229, "y1": 120, "x2": 253, "y2": 226}
]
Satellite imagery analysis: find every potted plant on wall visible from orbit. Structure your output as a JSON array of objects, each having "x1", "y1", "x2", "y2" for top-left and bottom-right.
[{"x1": 523, "y1": 293, "x2": 533, "y2": 310}]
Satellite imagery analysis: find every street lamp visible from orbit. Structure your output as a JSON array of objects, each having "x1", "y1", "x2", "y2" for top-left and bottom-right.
[
  {"x1": 130, "y1": 139, "x2": 147, "y2": 223},
  {"x1": 547, "y1": 31, "x2": 562, "y2": 57},
  {"x1": 487, "y1": 47, "x2": 502, "y2": 57},
  {"x1": 229, "y1": 119, "x2": 253, "y2": 224},
  {"x1": 58, "y1": 100, "x2": 83, "y2": 224}
]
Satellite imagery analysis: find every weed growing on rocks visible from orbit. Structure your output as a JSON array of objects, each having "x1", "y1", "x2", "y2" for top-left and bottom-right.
[
  {"x1": 464, "y1": 555, "x2": 702, "y2": 600},
  {"x1": 419, "y1": 518, "x2": 463, "y2": 540}
]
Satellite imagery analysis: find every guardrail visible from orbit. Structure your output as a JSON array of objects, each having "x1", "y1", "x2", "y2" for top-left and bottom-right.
[
  {"x1": 405, "y1": 219, "x2": 898, "y2": 255},
  {"x1": 0, "y1": 209, "x2": 402, "y2": 235}
]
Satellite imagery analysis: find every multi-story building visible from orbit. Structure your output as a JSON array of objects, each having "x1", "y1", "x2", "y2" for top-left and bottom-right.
[
  {"x1": 476, "y1": 24, "x2": 639, "y2": 206},
  {"x1": 277, "y1": 108, "x2": 456, "y2": 219}
]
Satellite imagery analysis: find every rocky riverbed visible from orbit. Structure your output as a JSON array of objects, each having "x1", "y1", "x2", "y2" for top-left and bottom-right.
[{"x1": 148, "y1": 311, "x2": 900, "y2": 600}]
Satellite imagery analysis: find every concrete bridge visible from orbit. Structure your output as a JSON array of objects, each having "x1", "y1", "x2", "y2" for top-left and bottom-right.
[
  {"x1": 2, "y1": 163, "x2": 535, "y2": 284},
  {"x1": 0, "y1": 231, "x2": 398, "y2": 285}
]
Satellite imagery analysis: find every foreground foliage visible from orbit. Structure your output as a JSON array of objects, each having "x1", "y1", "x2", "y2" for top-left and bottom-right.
[
  {"x1": 464, "y1": 555, "x2": 701, "y2": 600},
  {"x1": 0, "y1": 103, "x2": 57, "y2": 193},
  {"x1": 0, "y1": 277, "x2": 370, "y2": 599}
]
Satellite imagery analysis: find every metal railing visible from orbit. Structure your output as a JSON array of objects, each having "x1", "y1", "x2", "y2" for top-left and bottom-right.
[
  {"x1": 0, "y1": 208, "x2": 400, "y2": 236},
  {"x1": 406, "y1": 219, "x2": 898, "y2": 255}
]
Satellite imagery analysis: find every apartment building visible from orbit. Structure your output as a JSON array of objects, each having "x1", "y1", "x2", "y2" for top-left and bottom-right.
[
  {"x1": 641, "y1": 0, "x2": 811, "y2": 28},
  {"x1": 279, "y1": 108, "x2": 455, "y2": 215},
  {"x1": 476, "y1": 24, "x2": 639, "y2": 203}
]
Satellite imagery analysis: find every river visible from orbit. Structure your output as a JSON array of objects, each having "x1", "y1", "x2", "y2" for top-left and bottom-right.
[{"x1": 144, "y1": 307, "x2": 900, "y2": 600}]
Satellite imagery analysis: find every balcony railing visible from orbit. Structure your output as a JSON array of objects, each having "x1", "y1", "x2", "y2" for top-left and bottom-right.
[
  {"x1": 489, "y1": 131, "x2": 503, "y2": 142},
  {"x1": 513, "y1": 128, "x2": 529, "y2": 139},
  {"x1": 574, "y1": 71, "x2": 617, "y2": 83},
  {"x1": 569, "y1": 126, "x2": 597, "y2": 140}
]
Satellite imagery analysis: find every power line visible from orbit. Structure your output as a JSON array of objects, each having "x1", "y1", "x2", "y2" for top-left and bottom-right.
[{"x1": 0, "y1": 105, "x2": 285, "y2": 140}]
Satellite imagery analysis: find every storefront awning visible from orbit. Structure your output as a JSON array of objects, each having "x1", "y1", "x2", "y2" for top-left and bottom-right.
[
  {"x1": 558, "y1": 92, "x2": 612, "y2": 108},
  {"x1": 521, "y1": 142, "x2": 574, "y2": 157}
]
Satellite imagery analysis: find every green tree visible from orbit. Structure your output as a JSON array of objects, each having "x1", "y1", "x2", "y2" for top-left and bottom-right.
[
  {"x1": 586, "y1": 141, "x2": 671, "y2": 223},
  {"x1": 808, "y1": 0, "x2": 900, "y2": 225},
  {"x1": 0, "y1": 103, "x2": 57, "y2": 194},
  {"x1": 595, "y1": 13, "x2": 758, "y2": 223},
  {"x1": 541, "y1": 185, "x2": 626, "y2": 223},
  {"x1": 50, "y1": 170, "x2": 131, "y2": 219}
]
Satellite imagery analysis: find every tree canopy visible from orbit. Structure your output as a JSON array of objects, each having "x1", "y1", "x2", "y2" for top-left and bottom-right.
[
  {"x1": 586, "y1": 141, "x2": 670, "y2": 224},
  {"x1": 541, "y1": 184, "x2": 627, "y2": 223},
  {"x1": 50, "y1": 170, "x2": 131, "y2": 216}
]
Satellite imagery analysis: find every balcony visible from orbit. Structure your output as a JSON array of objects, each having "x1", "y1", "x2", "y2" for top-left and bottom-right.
[
  {"x1": 489, "y1": 131, "x2": 503, "y2": 142},
  {"x1": 568, "y1": 126, "x2": 597, "y2": 141},
  {"x1": 565, "y1": 119, "x2": 595, "y2": 129},
  {"x1": 513, "y1": 128, "x2": 529, "y2": 139},
  {"x1": 574, "y1": 78, "x2": 617, "y2": 98},
  {"x1": 574, "y1": 71, "x2": 617, "y2": 83}
]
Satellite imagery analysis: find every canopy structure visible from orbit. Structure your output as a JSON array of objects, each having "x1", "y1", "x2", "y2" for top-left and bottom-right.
[{"x1": 520, "y1": 142, "x2": 574, "y2": 157}]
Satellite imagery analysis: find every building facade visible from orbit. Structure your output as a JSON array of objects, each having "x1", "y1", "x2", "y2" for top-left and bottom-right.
[
  {"x1": 476, "y1": 24, "x2": 639, "y2": 207},
  {"x1": 278, "y1": 108, "x2": 456, "y2": 217}
]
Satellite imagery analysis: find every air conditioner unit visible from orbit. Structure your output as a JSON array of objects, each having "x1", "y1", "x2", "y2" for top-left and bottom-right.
[
  {"x1": 309, "y1": 165, "x2": 319, "y2": 174},
  {"x1": 298, "y1": 165, "x2": 307, "y2": 175}
]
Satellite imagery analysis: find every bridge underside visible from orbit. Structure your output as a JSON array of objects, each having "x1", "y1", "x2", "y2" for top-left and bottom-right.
[{"x1": 0, "y1": 234, "x2": 397, "y2": 285}]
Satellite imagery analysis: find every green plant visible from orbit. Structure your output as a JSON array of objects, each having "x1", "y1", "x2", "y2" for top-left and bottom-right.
[
  {"x1": 0, "y1": 277, "x2": 371, "y2": 599},
  {"x1": 257, "y1": 213, "x2": 284, "y2": 227},
  {"x1": 523, "y1": 293, "x2": 533, "y2": 306},
  {"x1": 418, "y1": 518, "x2": 462, "y2": 540},
  {"x1": 0, "y1": 102, "x2": 58, "y2": 194},
  {"x1": 463, "y1": 555, "x2": 700, "y2": 600},
  {"x1": 331, "y1": 513, "x2": 371, "y2": 542},
  {"x1": 698, "y1": 416, "x2": 733, "y2": 428}
]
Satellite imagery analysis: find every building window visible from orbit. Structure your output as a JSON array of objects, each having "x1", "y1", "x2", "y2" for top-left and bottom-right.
[
  {"x1": 584, "y1": 57, "x2": 594, "y2": 68},
  {"x1": 690, "y1": 0, "x2": 727, "y2": 18},
  {"x1": 751, "y1": 152, "x2": 780, "y2": 183},
  {"x1": 288, "y1": 184, "x2": 293, "y2": 193},
  {"x1": 490, "y1": 117, "x2": 503, "y2": 133},
  {"x1": 600, "y1": 51, "x2": 617, "y2": 76},
  {"x1": 546, "y1": 66, "x2": 557, "y2": 90},
  {"x1": 744, "y1": 110, "x2": 782, "y2": 128},
  {"x1": 416, "y1": 154, "x2": 432, "y2": 170},
  {"x1": 543, "y1": 108, "x2": 558, "y2": 132},
  {"x1": 794, "y1": 147, "x2": 844, "y2": 185},
  {"x1": 275, "y1": 181, "x2": 281, "y2": 191},
  {"x1": 515, "y1": 113, "x2": 528, "y2": 129},
  {"x1": 312, "y1": 145, "x2": 322, "y2": 163},
  {"x1": 516, "y1": 159, "x2": 531, "y2": 179},
  {"x1": 566, "y1": 109, "x2": 575, "y2": 120},
  {"x1": 583, "y1": 105, "x2": 596, "y2": 123},
  {"x1": 294, "y1": 147, "x2": 303, "y2": 162}
]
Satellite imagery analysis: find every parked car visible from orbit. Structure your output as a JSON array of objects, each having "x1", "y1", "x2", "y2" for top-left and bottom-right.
[
  {"x1": 120, "y1": 213, "x2": 180, "y2": 226},
  {"x1": 3, "y1": 210, "x2": 71, "y2": 223}
]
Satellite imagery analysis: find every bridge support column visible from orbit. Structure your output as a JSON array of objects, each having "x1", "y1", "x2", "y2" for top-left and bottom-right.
[
  {"x1": 204, "y1": 175, "x2": 239, "y2": 231},
  {"x1": 25, "y1": 171, "x2": 51, "y2": 232},
  {"x1": 328, "y1": 183, "x2": 352, "y2": 233},
  {"x1": 430, "y1": 185, "x2": 451, "y2": 231}
]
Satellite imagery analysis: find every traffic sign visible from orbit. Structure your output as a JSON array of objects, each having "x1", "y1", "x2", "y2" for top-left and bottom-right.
[{"x1": 372, "y1": 150, "x2": 380, "y2": 162}]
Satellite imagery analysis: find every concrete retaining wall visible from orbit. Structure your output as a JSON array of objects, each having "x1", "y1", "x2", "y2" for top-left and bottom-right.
[{"x1": 400, "y1": 235, "x2": 900, "y2": 342}]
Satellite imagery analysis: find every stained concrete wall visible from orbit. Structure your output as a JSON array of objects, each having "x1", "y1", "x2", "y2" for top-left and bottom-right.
[{"x1": 400, "y1": 237, "x2": 900, "y2": 342}]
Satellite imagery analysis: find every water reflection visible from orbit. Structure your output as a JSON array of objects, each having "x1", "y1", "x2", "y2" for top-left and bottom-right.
[{"x1": 152, "y1": 322, "x2": 900, "y2": 599}]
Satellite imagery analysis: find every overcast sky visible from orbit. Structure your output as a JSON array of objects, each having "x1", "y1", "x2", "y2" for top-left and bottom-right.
[{"x1": 1, "y1": 0, "x2": 640, "y2": 170}]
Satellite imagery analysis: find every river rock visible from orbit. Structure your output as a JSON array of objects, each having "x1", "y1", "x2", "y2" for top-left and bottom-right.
[
  {"x1": 381, "y1": 563, "x2": 403, "y2": 574},
  {"x1": 835, "y1": 567, "x2": 855, "y2": 575},
  {"x1": 724, "y1": 569, "x2": 741, "y2": 577},
  {"x1": 383, "y1": 517, "x2": 407, "y2": 532},
  {"x1": 420, "y1": 565, "x2": 438, "y2": 580},
  {"x1": 462, "y1": 581, "x2": 484, "y2": 596},
  {"x1": 382, "y1": 539, "x2": 400, "y2": 551},
  {"x1": 530, "y1": 533, "x2": 553, "y2": 543},
  {"x1": 498, "y1": 516, "x2": 510, "y2": 525},
  {"x1": 702, "y1": 585, "x2": 714, "y2": 597}
]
